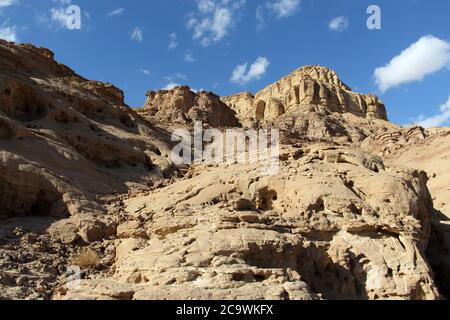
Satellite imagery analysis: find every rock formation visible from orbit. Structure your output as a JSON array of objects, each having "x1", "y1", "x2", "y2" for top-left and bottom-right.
[
  {"x1": 59, "y1": 145, "x2": 440, "y2": 300},
  {"x1": 222, "y1": 66, "x2": 395, "y2": 144},
  {"x1": 365, "y1": 127, "x2": 450, "y2": 297},
  {"x1": 0, "y1": 40, "x2": 175, "y2": 298},
  {"x1": 224, "y1": 66, "x2": 387, "y2": 121},
  {"x1": 139, "y1": 86, "x2": 241, "y2": 129},
  {"x1": 0, "y1": 39, "x2": 448, "y2": 300}
]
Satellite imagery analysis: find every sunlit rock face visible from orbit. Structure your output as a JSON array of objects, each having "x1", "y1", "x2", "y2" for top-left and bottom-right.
[
  {"x1": 224, "y1": 66, "x2": 388, "y2": 122},
  {"x1": 0, "y1": 39, "x2": 447, "y2": 301},
  {"x1": 141, "y1": 86, "x2": 241, "y2": 128}
]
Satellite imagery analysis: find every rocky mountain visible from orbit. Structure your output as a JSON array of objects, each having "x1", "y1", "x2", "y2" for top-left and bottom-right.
[
  {"x1": 222, "y1": 65, "x2": 395, "y2": 144},
  {"x1": 0, "y1": 40, "x2": 449, "y2": 300}
]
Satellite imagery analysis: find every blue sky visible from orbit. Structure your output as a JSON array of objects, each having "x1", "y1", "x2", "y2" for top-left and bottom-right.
[{"x1": 1, "y1": 0, "x2": 450, "y2": 127}]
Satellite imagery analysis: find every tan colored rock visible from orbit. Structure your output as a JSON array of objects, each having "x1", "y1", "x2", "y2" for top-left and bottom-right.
[
  {"x1": 140, "y1": 86, "x2": 241, "y2": 128},
  {"x1": 222, "y1": 66, "x2": 388, "y2": 122},
  {"x1": 59, "y1": 144, "x2": 440, "y2": 300},
  {"x1": 0, "y1": 40, "x2": 446, "y2": 300},
  {"x1": 222, "y1": 66, "x2": 395, "y2": 144},
  {"x1": 377, "y1": 128, "x2": 450, "y2": 297},
  {"x1": 0, "y1": 39, "x2": 175, "y2": 219}
]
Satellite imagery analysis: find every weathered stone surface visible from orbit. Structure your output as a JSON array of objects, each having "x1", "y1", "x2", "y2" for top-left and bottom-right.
[
  {"x1": 370, "y1": 127, "x2": 450, "y2": 297},
  {"x1": 222, "y1": 66, "x2": 396, "y2": 144},
  {"x1": 140, "y1": 86, "x2": 241, "y2": 128},
  {"x1": 224, "y1": 66, "x2": 388, "y2": 122},
  {"x1": 58, "y1": 144, "x2": 440, "y2": 300},
  {"x1": 0, "y1": 40, "x2": 447, "y2": 300},
  {"x1": 0, "y1": 39, "x2": 175, "y2": 219}
]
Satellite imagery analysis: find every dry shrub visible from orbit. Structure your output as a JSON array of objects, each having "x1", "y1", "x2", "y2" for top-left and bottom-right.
[{"x1": 71, "y1": 248, "x2": 101, "y2": 269}]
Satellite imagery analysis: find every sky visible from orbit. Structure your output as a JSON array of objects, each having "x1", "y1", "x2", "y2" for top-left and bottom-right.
[{"x1": 1, "y1": 0, "x2": 450, "y2": 127}]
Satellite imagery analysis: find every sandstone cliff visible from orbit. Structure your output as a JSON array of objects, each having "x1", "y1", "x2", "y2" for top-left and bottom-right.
[
  {"x1": 365, "y1": 127, "x2": 450, "y2": 297},
  {"x1": 139, "y1": 86, "x2": 241, "y2": 129},
  {"x1": 0, "y1": 40, "x2": 448, "y2": 300},
  {"x1": 0, "y1": 40, "x2": 176, "y2": 299},
  {"x1": 222, "y1": 66, "x2": 396, "y2": 144}
]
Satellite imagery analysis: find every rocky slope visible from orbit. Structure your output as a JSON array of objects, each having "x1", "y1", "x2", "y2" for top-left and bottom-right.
[
  {"x1": 365, "y1": 127, "x2": 450, "y2": 297},
  {"x1": 0, "y1": 40, "x2": 448, "y2": 300},
  {"x1": 0, "y1": 40, "x2": 176, "y2": 299}
]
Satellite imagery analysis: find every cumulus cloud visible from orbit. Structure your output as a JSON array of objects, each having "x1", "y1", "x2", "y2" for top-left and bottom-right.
[
  {"x1": 230, "y1": 57, "x2": 270, "y2": 85},
  {"x1": 131, "y1": 27, "x2": 143, "y2": 42},
  {"x1": 256, "y1": 0, "x2": 301, "y2": 30},
  {"x1": 411, "y1": 95, "x2": 450, "y2": 128},
  {"x1": 187, "y1": 0, "x2": 246, "y2": 46},
  {"x1": 374, "y1": 35, "x2": 450, "y2": 93},
  {"x1": 107, "y1": 8, "x2": 125, "y2": 17},
  {"x1": 329, "y1": 16, "x2": 349, "y2": 32},
  {"x1": 0, "y1": 25, "x2": 18, "y2": 42}
]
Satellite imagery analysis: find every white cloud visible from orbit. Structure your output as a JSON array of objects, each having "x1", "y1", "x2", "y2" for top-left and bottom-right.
[
  {"x1": 412, "y1": 95, "x2": 450, "y2": 128},
  {"x1": 107, "y1": 8, "x2": 125, "y2": 17},
  {"x1": 169, "y1": 32, "x2": 178, "y2": 50},
  {"x1": 230, "y1": 56, "x2": 270, "y2": 85},
  {"x1": 256, "y1": 0, "x2": 301, "y2": 30},
  {"x1": 131, "y1": 27, "x2": 143, "y2": 42},
  {"x1": 187, "y1": 0, "x2": 246, "y2": 46},
  {"x1": 163, "y1": 82, "x2": 181, "y2": 90},
  {"x1": 374, "y1": 35, "x2": 450, "y2": 93},
  {"x1": 0, "y1": 25, "x2": 17, "y2": 42},
  {"x1": 329, "y1": 16, "x2": 349, "y2": 32}
]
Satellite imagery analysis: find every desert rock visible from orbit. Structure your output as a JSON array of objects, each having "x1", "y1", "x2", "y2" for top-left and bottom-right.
[{"x1": 0, "y1": 40, "x2": 447, "y2": 300}]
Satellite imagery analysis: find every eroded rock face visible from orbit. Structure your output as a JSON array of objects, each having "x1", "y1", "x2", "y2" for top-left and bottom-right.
[
  {"x1": 140, "y1": 86, "x2": 241, "y2": 128},
  {"x1": 222, "y1": 66, "x2": 395, "y2": 144},
  {"x1": 0, "y1": 38, "x2": 178, "y2": 274},
  {"x1": 370, "y1": 127, "x2": 450, "y2": 297},
  {"x1": 0, "y1": 39, "x2": 179, "y2": 299},
  {"x1": 223, "y1": 66, "x2": 387, "y2": 121},
  {"x1": 0, "y1": 40, "x2": 446, "y2": 300},
  {"x1": 58, "y1": 144, "x2": 440, "y2": 300}
]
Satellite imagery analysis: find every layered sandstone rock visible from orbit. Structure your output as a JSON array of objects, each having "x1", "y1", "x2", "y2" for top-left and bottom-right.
[
  {"x1": 223, "y1": 66, "x2": 388, "y2": 122},
  {"x1": 59, "y1": 144, "x2": 439, "y2": 300},
  {"x1": 368, "y1": 127, "x2": 450, "y2": 297},
  {"x1": 0, "y1": 40, "x2": 447, "y2": 300},
  {"x1": 0, "y1": 40, "x2": 174, "y2": 217},
  {"x1": 222, "y1": 66, "x2": 395, "y2": 144},
  {"x1": 140, "y1": 86, "x2": 241, "y2": 128}
]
